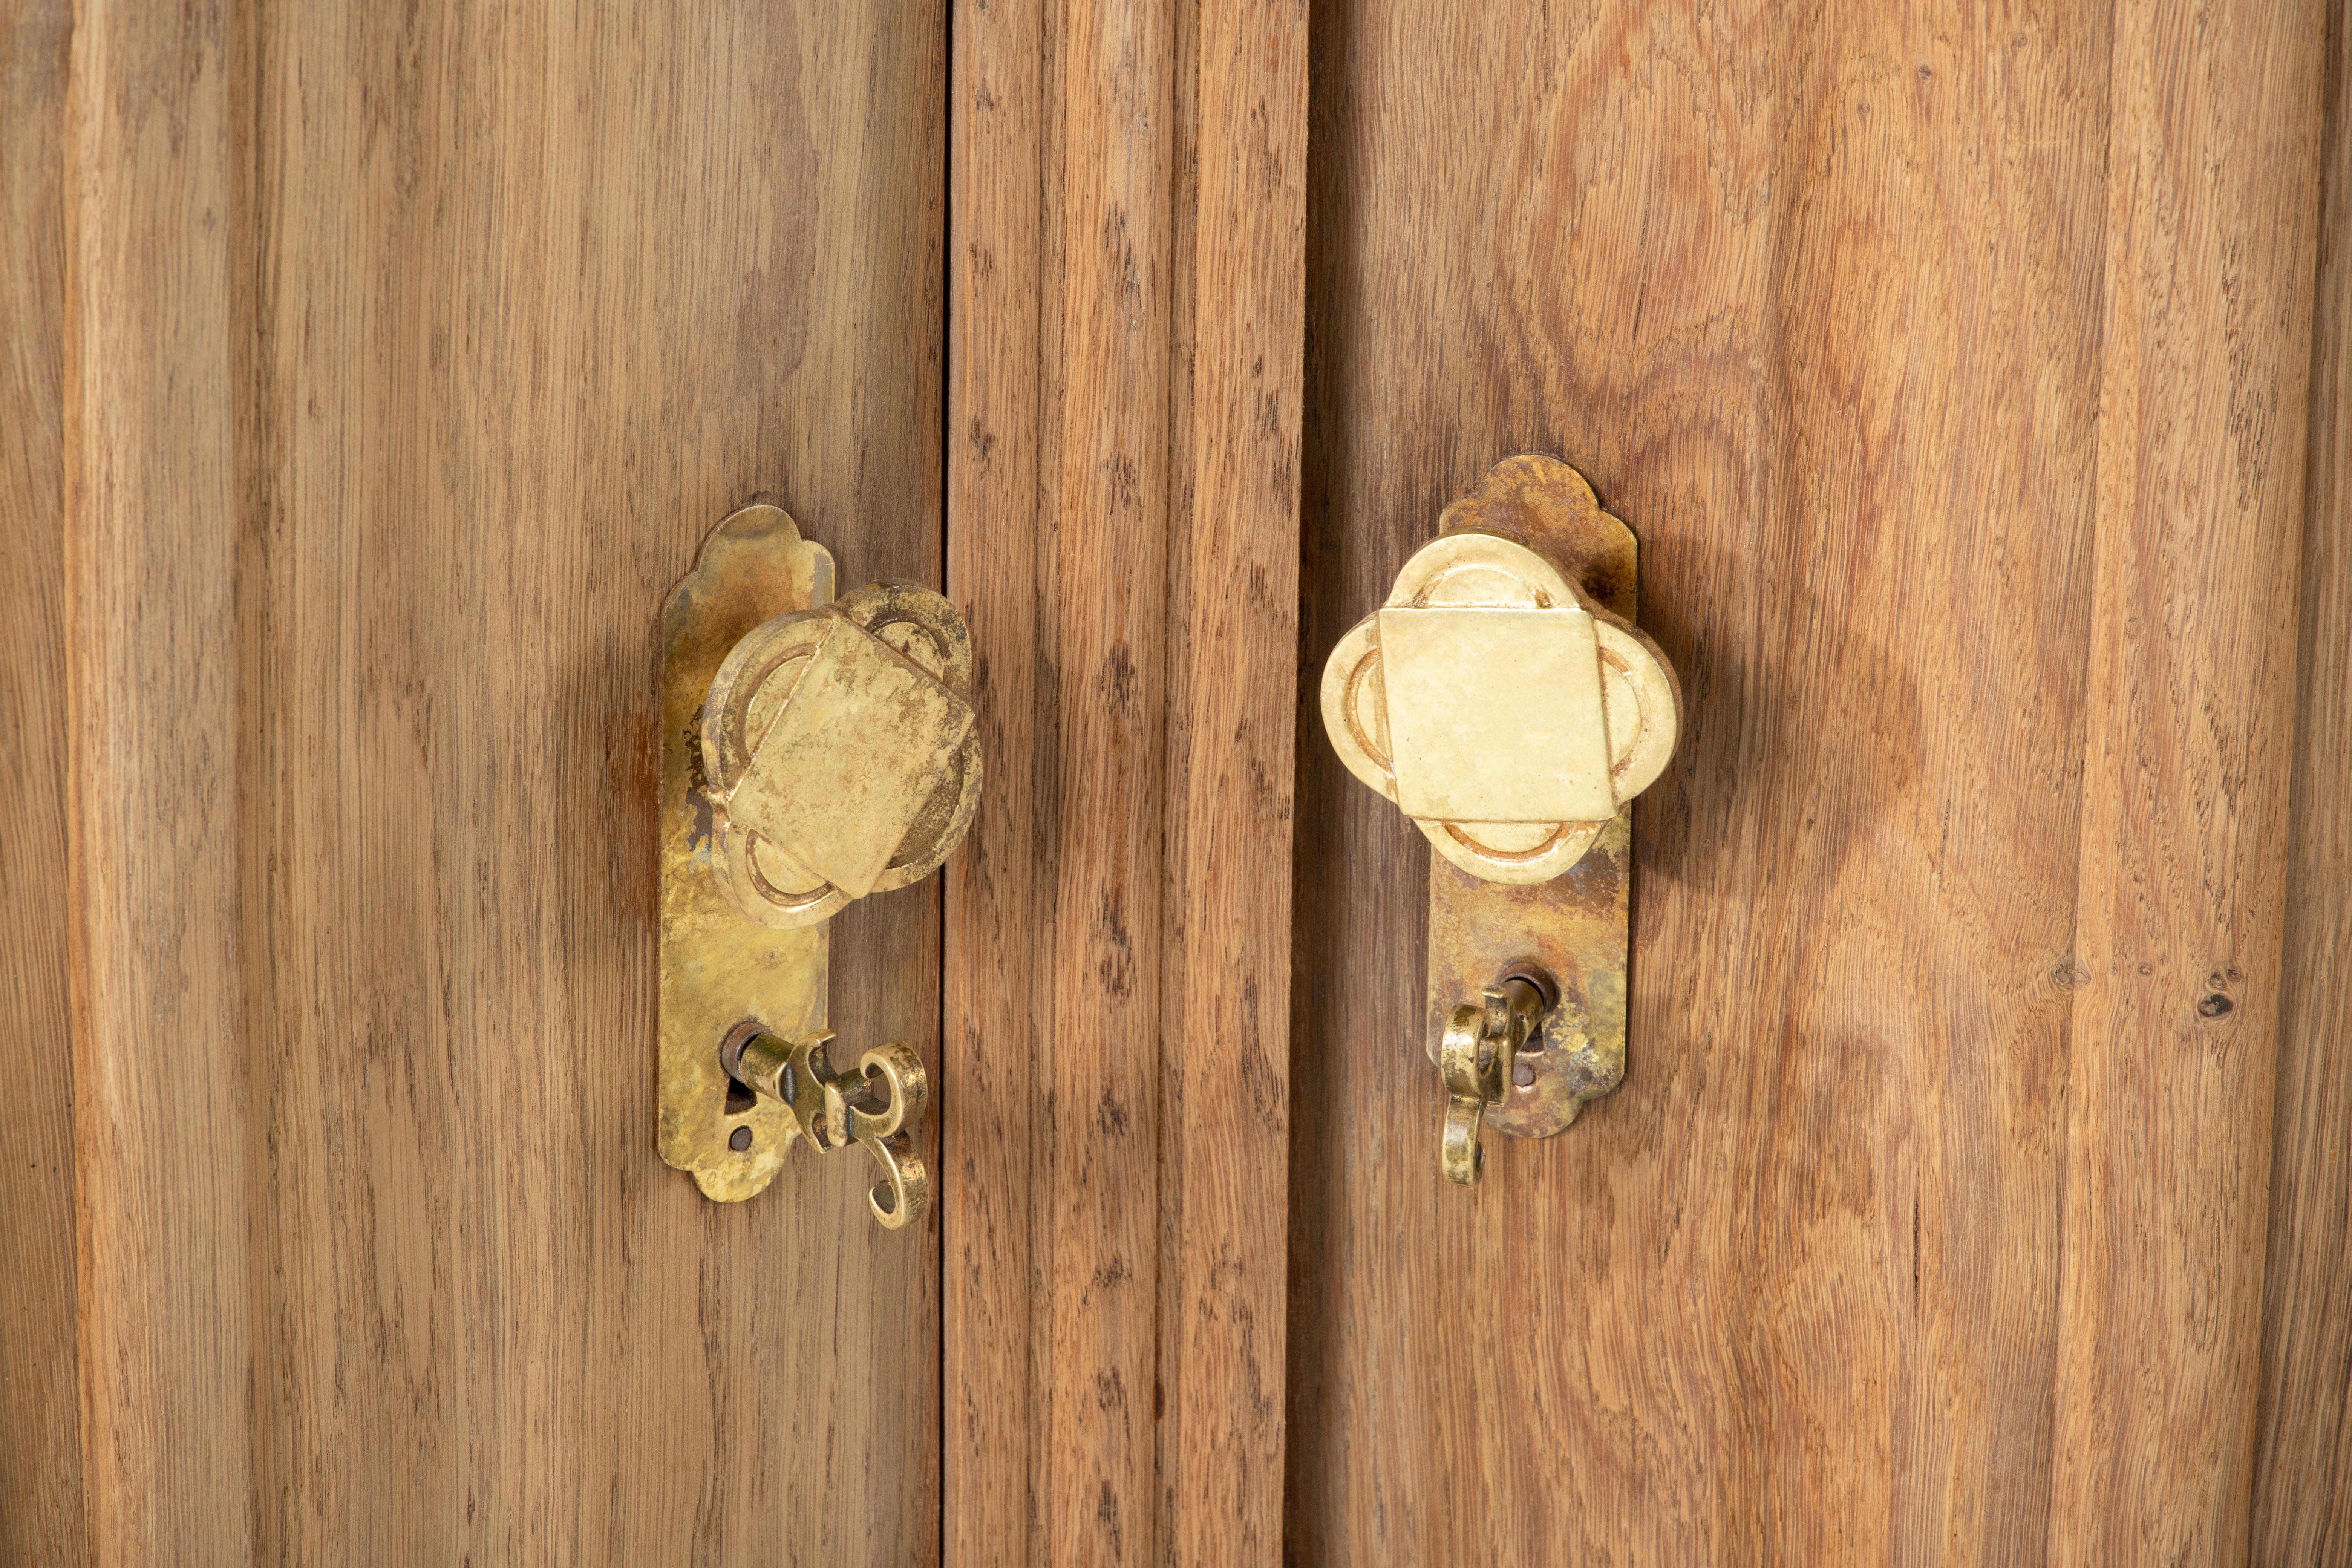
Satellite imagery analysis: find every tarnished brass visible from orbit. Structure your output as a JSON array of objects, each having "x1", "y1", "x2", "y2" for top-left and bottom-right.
[
  {"x1": 1318, "y1": 455, "x2": 1676, "y2": 1174},
  {"x1": 657, "y1": 504, "x2": 976, "y2": 1213},
  {"x1": 704, "y1": 582, "x2": 980, "y2": 926},
  {"x1": 1439, "y1": 974, "x2": 1551, "y2": 1184},
  {"x1": 1427, "y1": 816, "x2": 1629, "y2": 1142},
  {"x1": 658, "y1": 507, "x2": 831, "y2": 1202},
  {"x1": 732, "y1": 1032, "x2": 931, "y2": 1228}
]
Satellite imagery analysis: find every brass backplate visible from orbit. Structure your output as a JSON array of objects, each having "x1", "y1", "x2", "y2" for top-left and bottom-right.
[
  {"x1": 1423, "y1": 456, "x2": 1639, "y2": 1138},
  {"x1": 657, "y1": 505, "x2": 834, "y2": 1200}
]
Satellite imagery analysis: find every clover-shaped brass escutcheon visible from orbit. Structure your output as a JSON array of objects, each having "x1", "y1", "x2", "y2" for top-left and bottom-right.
[
  {"x1": 704, "y1": 581, "x2": 983, "y2": 927},
  {"x1": 1320, "y1": 525, "x2": 1679, "y2": 884}
]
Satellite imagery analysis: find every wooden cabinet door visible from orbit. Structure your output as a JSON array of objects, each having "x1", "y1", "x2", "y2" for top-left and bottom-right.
[
  {"x1": 8, "y1": 1, "x2": 945, "y2": 1560},
  {"x1": 1284, "y1": 3, "x2": 2348, "y2": 1565},
  {"x1": 10, "y1": 0, "x2": 2346, "y2": 1564}
]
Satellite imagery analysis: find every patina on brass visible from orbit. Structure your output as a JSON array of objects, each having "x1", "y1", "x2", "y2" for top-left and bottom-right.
[
  {"x1": 1439, "y1": 973, "x2": 1550, "y2": 1184},
  {"x1": 703, "y1": 582, "x2": 980, "y2": 927},
  {"x1": 1430, "y1": 456, "x2": 1662, "y2": 1152},
  {"x1": 1425, "y1": 456, "x2": 1661, "y2": 1151},
  {"x1": 1318, "y1": 455, "x2": 1680, "y2": 1169},
  {"x1": 732, "y1": 1031, "x2": 931, "y2": 1228},
  {"x1": 659, "y1": 506, "x2": 832, "y2": 1201},
  {"x1": 1428, "y1": 815, "x2": 1629, "y2": 1144},
  {"x1": 658, "y1": 504, "x2": 976, "y2": 1213}
]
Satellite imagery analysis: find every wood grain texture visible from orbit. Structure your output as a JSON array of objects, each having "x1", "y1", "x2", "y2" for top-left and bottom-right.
[
  {"x1": 945, "y1": 0, "x2": 1305, "y2": 1559},
  {"x1": 2047, "y1": 0, "x2": 2327, "y2": 1556},
  {"x1": 1034, "y1": 1, "x2": 1178, "y2": 1557},
  {"x1": 1162, "y1": 0, "x2": 1306, "y2": 1560},
  {"x1": 944, "y1": 0, "x2": 1045, "y2": 1551},
  {"x1": 2250, "y1": 6, "x2": 2352, "y2": 1563},
  {"x1": 1291, "y1": 0, "x2": 2326, "y2": 1563},
  {"x1": 0, "y1": 0, "x2": 87, "y2": 1561},
  {"x1": 63, "y1": 0, "x2": 944, "y2": 1559},
  {"x1": 67, "y1": 0, "x2": 257, "y2": 1554}
]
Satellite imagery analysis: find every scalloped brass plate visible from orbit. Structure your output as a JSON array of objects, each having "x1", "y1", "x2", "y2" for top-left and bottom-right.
[
  {"x1": 656, "y1": 505, "x2": 833, "y2": 1201},
  {"x1": 1416, "y1": 456, "x2": 1648, "y2": 1139}
]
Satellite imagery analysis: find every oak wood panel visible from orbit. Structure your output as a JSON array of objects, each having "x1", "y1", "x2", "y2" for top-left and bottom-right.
[
  {"x1": 0, "y1": 1, "x2": 86, "y2": 1561},
  {"x1": 943, "y1": 0, "x2": 1046, "y2": 1551},
  {"x1": 1032, "y1": 1, "x2": 1181, "y2": 1558},
  {"x1": 946, "y1": 0, "x2": 1305, "y2": 1559},
  {"x1": 1035, "y1": 1, "x2": 1178, "y2": 1557},
  {"x1": 67, "y1": 0, "x2": 258, "y2": 1554},
  {"x1": 1162, "y1": 0, "x2": 1307, "y2": 1560},
  {"x1": 66, "y1": 0, "x2": 944, "y2": 1559},
  {"x1": 2047, "y1": 0, "x2": 2327, "y2": 1556},
  {"x1": 2250, "y1": 8, "x2": 2352, "y2": 1563},
  {"x1": 1292, "y1": 0, "x2": 2324, "y2": 1562}
]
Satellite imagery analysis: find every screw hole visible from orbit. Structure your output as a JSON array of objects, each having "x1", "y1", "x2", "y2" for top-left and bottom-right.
[{"x1": 728, "y1": 1125, "x2": 753, "y2": 1152}]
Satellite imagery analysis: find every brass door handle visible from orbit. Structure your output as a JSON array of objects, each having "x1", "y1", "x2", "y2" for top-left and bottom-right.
[
  {"x1": 1317, "y1": 456, "x2": 1681, "y2": 1183},
  {"x1": 656, "y1": 505, "x2": 978, "y2": 1217},
  {"x1": 1320, "y1": 501, "x2": 1680, "y2": 885},
  {"x1": 701, "y1": 577, "x2": 980, "y2": 929}
]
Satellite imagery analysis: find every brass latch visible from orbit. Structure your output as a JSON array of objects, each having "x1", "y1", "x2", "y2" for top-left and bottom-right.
[
  {"x1": 1438, "y1": 970, "x2": 1552, "y2": 1185},
  {"x1": 1318, "y1": 455, "x2": 1681, "y2": 1184},
  {"x1": 656, "y1": 505, "x2": 978, "y2": 1215},
  {"x1": 725, "y1": 1031, "x2": 931, "y2": 1228}
]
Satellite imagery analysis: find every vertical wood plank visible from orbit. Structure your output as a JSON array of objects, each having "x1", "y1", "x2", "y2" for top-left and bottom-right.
[
  {"x1": 64, "y1": 0, "x2": 256, "y2": 1557},
  {"x1": 1163, "y1": 0, "x2": 1306, "y2": 1560},
  {"x1": 63, "y1": 1, "x2": 946, "y2": 1559},
  {"x1": 1041, "y1": 2, "x2": 1176, "y2": 1557},
  {"x1": 946, "y1": 0, "x2": 1305, "y2": 1558},
  {"x1": 2250, "y1": 12, "x2": 2352, "y2": 1563},
  {"x1": 0, "y1": 0, "x2": 87, "y2": 1560},
  {"x1": 1286, "y1": 0, "x2": 2147, "y2": 1560},
  {"x1": 944, "y1": 0, "x2": 1044, "y2": 1552},
  {"x1": 240, "y1": 5, "x2": 944, "y2": 1560},
  {"x1": 2049, "y1": 0, "x2": 2328, "y2": 1556}
]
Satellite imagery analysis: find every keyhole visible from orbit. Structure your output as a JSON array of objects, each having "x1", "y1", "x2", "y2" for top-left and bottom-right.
[{"x1": 717, "y1": 1018, "x2": 766, "y2": 1116}]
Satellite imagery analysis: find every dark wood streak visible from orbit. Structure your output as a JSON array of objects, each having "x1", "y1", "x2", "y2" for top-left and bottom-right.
[{"x1": 2250, "y1": 10, "x2": 2352, "y2": 1564}]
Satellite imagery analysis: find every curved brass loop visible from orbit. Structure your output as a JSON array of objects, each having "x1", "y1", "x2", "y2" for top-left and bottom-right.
[
  {"x1": 727, "y1": 1029, "x2": 935, "y2": 1226},
  {"x1": 846, "y1": 1042, "x2": 928, "y2": 1142},
  {"x1": 863, "y1": 1135, "x2": 932, "y2": 1230},
  {"x1": 1436, "y1": 978, "x2": 1549, "y2": 1186},
  {"x1": 1439, "y1": 1002, "x2": 1492, "y2": 1103},
  {"x1": 1440, "y1": 1096, "x2": 1487, "y2": 1185}
]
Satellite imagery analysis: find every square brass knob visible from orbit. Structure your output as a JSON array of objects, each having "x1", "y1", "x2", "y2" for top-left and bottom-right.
[{"x1": 1320, "y1": 464, "x2": 1679, "y2": 884}]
